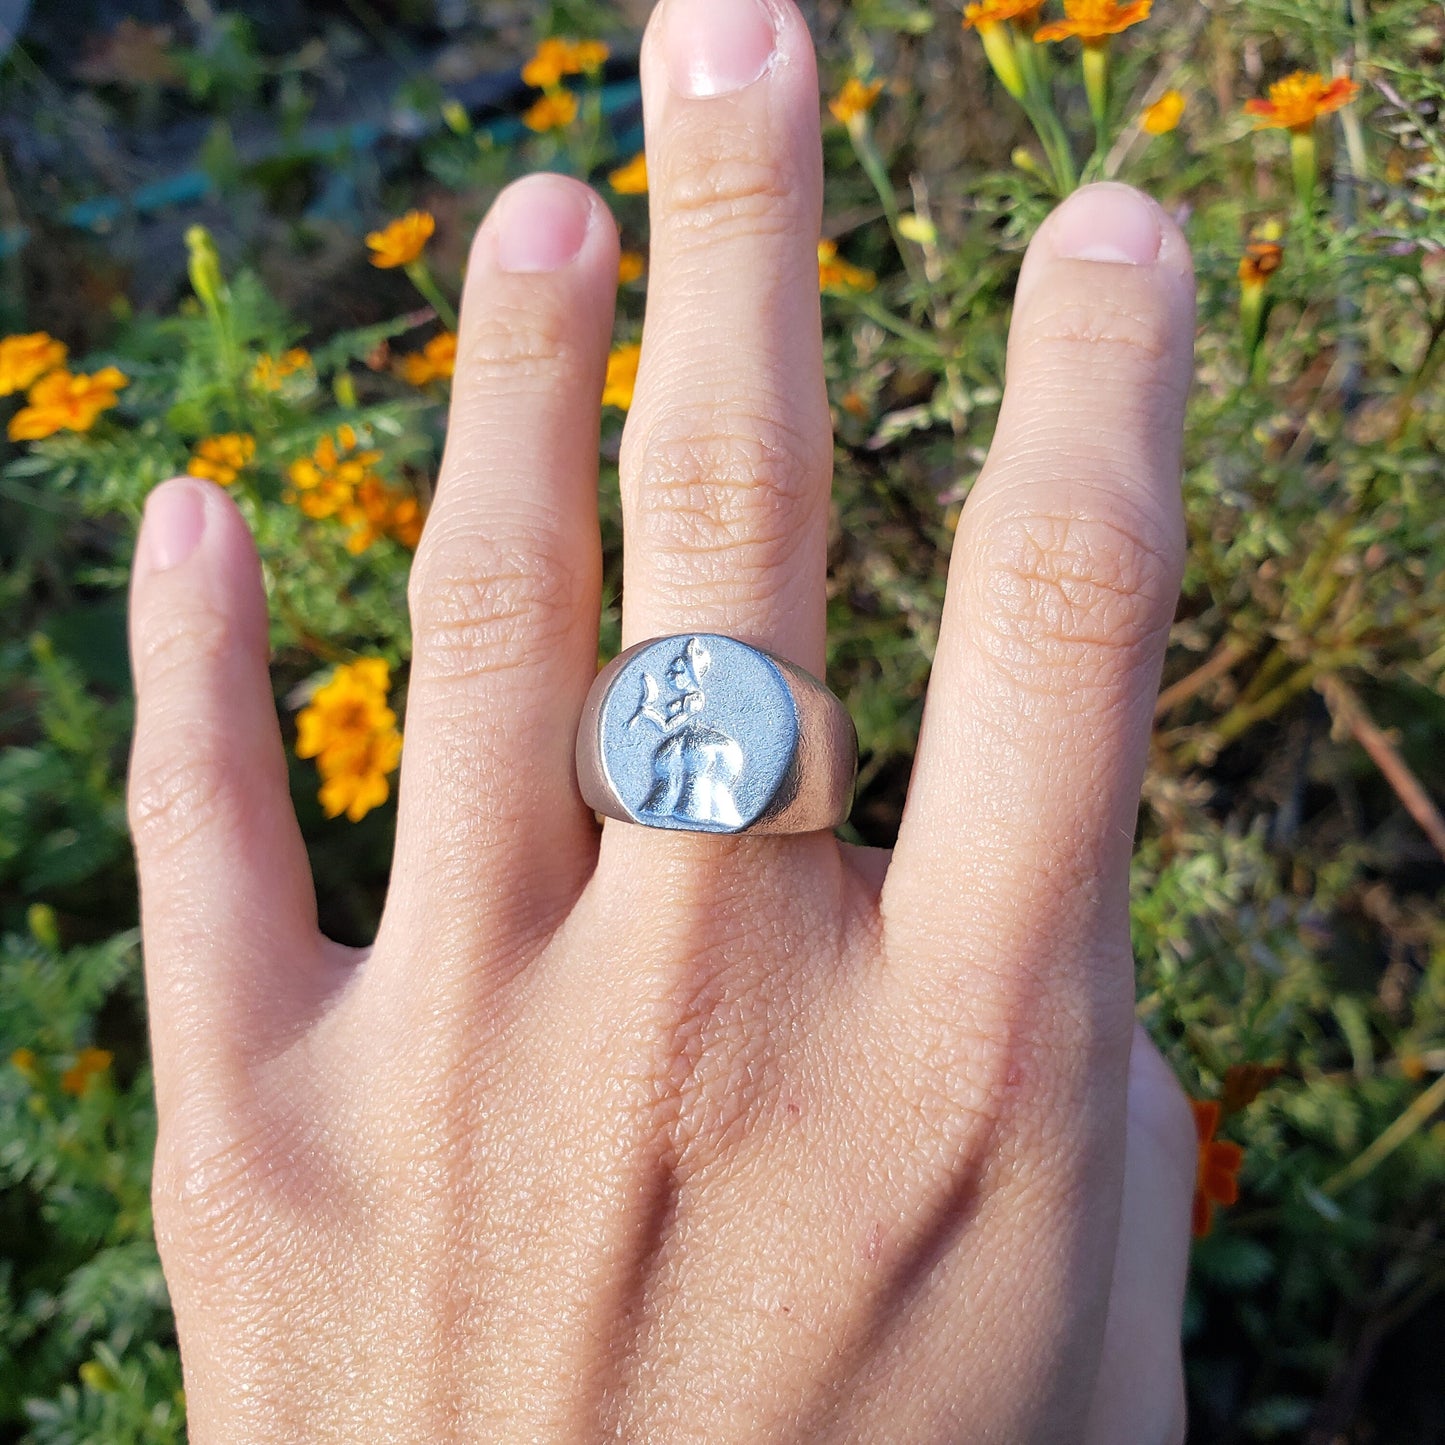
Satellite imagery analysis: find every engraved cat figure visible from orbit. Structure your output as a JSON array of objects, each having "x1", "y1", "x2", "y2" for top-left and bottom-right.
[{"x1": 628, "y1": 638, "x2": 744, "y2": 829}]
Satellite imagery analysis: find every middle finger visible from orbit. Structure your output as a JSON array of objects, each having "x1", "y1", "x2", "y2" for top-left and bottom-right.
[{"x1": 620, "y1": 0, "x2": 832, "y2": 677}]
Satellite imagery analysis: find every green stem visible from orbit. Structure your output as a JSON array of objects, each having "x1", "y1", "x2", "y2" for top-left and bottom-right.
[
  {"x1": 1015, "y1": 30, "x2": 1077, "y2": 194},
  {"x1": 842, "y1": 289, "x2": 946, "y2": 354},
  {"x1": 1290, "y1": 128, "x2": 1318, "y2": 214},
  {"x1": 849, "y1": 124, "x2": 929, "y2": 295},
  {"x1": 404, "y1": 261, "x2": 459, "y2": 332},
  {"x1": 1322, "y1": 1071, "x2": 1445, "y2": 1196},
  {"x1": 1082, "y1": 41, "x2": 1110, "y2": 173},
  {"x1": 1186, "y1": 660, "x2": 1323, "y2": 760}
]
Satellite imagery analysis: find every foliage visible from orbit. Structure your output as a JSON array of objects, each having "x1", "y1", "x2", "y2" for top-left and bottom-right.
[{"x1": 1, "y1": 0, "x2": 1443, "y2": 1439}]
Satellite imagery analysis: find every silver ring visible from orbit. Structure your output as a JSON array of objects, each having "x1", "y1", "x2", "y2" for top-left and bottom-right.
[{"x1": 576, "y1": 634, "x2": 857, "y2": 835}]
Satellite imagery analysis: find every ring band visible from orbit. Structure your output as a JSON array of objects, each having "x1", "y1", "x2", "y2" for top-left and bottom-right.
[{"x1": 576, "y1": 634, "x2": 857, "y2": 835}]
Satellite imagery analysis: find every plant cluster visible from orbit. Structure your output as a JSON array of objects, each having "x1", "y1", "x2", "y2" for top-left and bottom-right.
[{"x1": 1, "y1": 0, "x2": 1443, "y2": 1438}]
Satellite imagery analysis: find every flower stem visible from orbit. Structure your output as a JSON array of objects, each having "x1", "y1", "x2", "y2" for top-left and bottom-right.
[
  {"x1": 404, "y1": 261, "x2": 459, "y2": 332},
  {"x1": 849, "y1": 123, "x2": 930, "y2": 295},
  {"x1": 1013, "y1": 32, "x2": 1076, "y2": 194},
  {"x1": 842, "y1": 289, "x2": 945, "y2": 354},
  {"x1": 1082, "y1": 41, "x2": 1110, "y2": 172}
]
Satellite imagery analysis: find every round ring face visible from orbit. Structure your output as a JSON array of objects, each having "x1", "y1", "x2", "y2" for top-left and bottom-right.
[{"x1": 596, "y1": 635, "x2": 800, "y2": 833}]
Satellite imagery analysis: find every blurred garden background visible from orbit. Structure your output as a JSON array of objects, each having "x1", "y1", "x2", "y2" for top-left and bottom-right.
[{"x1": 1, "y1": 0, "x2": 1443, "y2": 1439}]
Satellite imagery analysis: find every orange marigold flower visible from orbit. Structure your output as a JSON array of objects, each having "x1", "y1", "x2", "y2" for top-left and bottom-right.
[
  {"x1": 187, "y1": 432, "x2": 256, "y2": 487},
  {"x1": 618, "y1": 251, "x2": 646, "y2": 285},
  {"x1": 522, "y1": 37, "x2": 609, "y2": 89},
  {"x1": 1239, "y1": 240, "x2": 1284, "y2": 288},
  {"x1": 963, "y1": 0, "x2": 1044, "y2": 27},
  {"x1": 397, "y1": 331, "x2": 458, "y2": 387},
  {"x1": 296, "y1": 660, "x2": 403, "y2": 822},
  {"x1": 382, "y1": 493, "x2": 424, "y2": 551},
  {"x1": 60, "y1": 1046, "x2": 113, "y2": 1097},
  {"x1": 608, "y1": 152, "x2": 649, "y2": 194},
  {"x1": 0, "y1": 331, "x2": 67, "y2": 395},
  {"x1": 603, "y1": 342, "x2": 641, "y2": 411},
  {"x1": 318, "y1": 726, "x2": 404, "y2": 823},
  {"x1": 287, "y1": 424, "x2": 381, "y2": 511},
  {"x1": 296, "y1": 659, "x2": 394, "y2": 760},
  {"x1": 250, "y1": 347, "x2": 311, "y2": 391},
  {"x1": 1190, "y1": 1099, "x2": 1245, "y2": 1237},
  {"x1": 342, "y1": 477, "x2": 424, "y2": 554},
  {"x1": 1142, "y1": 88, "x2": 1186, "y2": 135},
  {"x1": 1035, "y1": 0, "x2": 1151, "y2": 42},
  {"x1": 366, "y1": 210, "x2": 436, "y2": 269},
  {"x1": 829, "y1": 76, "x2": 885, "y2": 126},
  {"x1": 818, "y1": 240, "x2": 877, "y2": 294},
  {"x1": 285, "y1": 426, "x2": 424, "y2": 551},
  {"x1": 8, "y1": 366, "x2": 128, "y2": 441},
  {"x1": 1244, "y1": 71, "x2": 1360, "y2": 131},
  {"x1": 523, "y1": 90, "x2": 579, "y2": 132}
]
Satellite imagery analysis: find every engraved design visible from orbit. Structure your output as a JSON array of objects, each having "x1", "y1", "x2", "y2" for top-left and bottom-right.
[{"x1": 626, "y1": 637, "x2": 744, "y2": 827}]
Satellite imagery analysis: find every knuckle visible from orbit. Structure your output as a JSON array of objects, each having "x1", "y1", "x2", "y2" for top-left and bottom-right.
[
  {"x1": 1017, "y1": 289, "x2": 1180, "y2": 389},
  {"x1": 128, "y1": 738, "x2": 243, "y2": 860},
  {"x1": 408, "y1": 532, "x2": 585, "y2": 681},
  {"x1": 150, "y1": 1115, "x2": 289, "y2": 1281},
  {"x1": 134, "y1": 598, "x2": 232, "y2": 696},
  {"x1": 455, "y1": 299, "x2": 582, "y2": 393},
  {"x1": 624, "y1": 415, "x2": 826, "y2": 581},
  {"x1": 658, "y1": 133, "x2": 801, "y2": 241},
  {"x1": 968, "y1": 504, "x2": 1179, "y2": 685}
]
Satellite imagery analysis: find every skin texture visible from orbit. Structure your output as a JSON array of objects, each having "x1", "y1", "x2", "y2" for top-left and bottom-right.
[{"x1": 125, "y1": 0, "x2": 1199, "y2": 1439}]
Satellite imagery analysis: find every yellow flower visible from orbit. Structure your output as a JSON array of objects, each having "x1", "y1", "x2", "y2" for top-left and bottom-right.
[
  {"x1": 618, "y1": 251, "x2": 646, "y2": 285},
  {"x1": 571, "y1": 40, "x2": 610, "y2": 74},
  {"x1": 366, "y1": 210, "x2": 436, "y2": 269},
  {"x1": 60, "y1": 1047, "x2": 112, "y2": 1097},
  {"x1": 8, "y1": 366, "x2": 128, "y2": 441},
  {"x1": 10, "y1": 1047, "x2": 41, "y2": 1084},
  {"x1": 318, "y1": 727, "x2": 404, "y2": 823},
  {"x1": 608, "y1": 152, "x2": 649, "y2": 194},
  {"x1": 296, "y1": 659, "x2": 395, "y2": 762},
  {"x1": 287, "y1": 424, "x2": 383, "y2": 519},
  {"x1": 963, "y1": 0, "x2": 1045, "y2": 25},
  {"x1": 187, "y1": 432, "x2": 256, "y2": 487},
  {"x1": 1141, "y1": 88, "x2": 1185, "y2": 134},
  {"x1": 397, "y1": 331, "x2": 458, "y2": 386},
  {"x1": 295, "y1": 659, "x2": 403, "y2": 823},
  {"x1": 817, "y1": 240, "x2": 877, "y2": 294},
  {"x1": 285, "y1": 425, "x2": 424, "y2": 551},
  {"x1": 523, "y1": 90, "x2": 580, "y2": 133},
  {"x1": 1245, "y1": 71, "x2": 1360, "y2": 131},
  {"x1": 522, "y1": 37, "x2": 610, "y2": 89},
  {"x1": 250, "y1": 347, "x2": 311, "y2": 391},
  {"x1": 0, "y1": 332, "x2": 67, "y2": 395},
  {"x1": 829, "y1": 77, "x2": 885, "y2": 126},
  {"x1": 603, "y1": 342, "x2": 641, "y2": 410},
  {"x1": 1034, "y1": 0, "x2": 1151, "y2": 42},
  {"x1": 344, "y1": 477, "x2": 424, "y2": 553}
]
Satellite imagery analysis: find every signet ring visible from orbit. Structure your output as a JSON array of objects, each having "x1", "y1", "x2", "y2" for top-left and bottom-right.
[{"x1": 575, "y1": 634, "x2": 858, "y2": 835}]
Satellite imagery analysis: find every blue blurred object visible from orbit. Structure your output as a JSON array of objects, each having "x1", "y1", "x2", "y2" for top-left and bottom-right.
[
  {"x1": 0, "y1": 0, "x2": 33, "y2": 58},
  {"x1": 0, "y1": 61, "x2": 642, "y2": 261}
]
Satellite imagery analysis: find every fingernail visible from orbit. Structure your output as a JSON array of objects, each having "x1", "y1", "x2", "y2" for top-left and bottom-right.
[
  {"x1": 494, "y1": 175, "x2": 594, "y2": 274},
  {"x1": 664, "y1": 0, "x2": 779, "y2": 99},
  {"x1": 139, "y1": 480, "x2": 208, "y2": 574},
  {"x1": 1051, "y1": 183, "x2": 1161, "y2": 265}
]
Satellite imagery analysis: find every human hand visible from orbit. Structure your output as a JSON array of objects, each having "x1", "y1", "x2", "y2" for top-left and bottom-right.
[{"x1": 127, "y1": 0, "x2": 1198, "y2": 1439}]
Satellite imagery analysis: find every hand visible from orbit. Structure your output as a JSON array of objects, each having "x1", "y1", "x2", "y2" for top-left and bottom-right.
[{"x1": 126, "y1": 0, "x2": 1198, "y2": 1438}]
